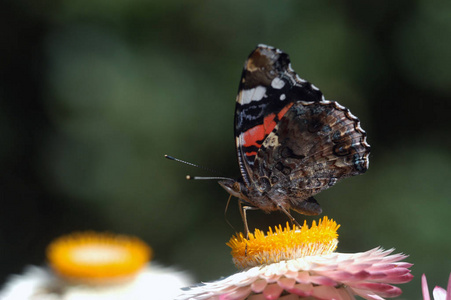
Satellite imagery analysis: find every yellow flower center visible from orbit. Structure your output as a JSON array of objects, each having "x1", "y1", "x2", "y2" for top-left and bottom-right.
[
  {"x1": 227, "y1": 216, "x2": 339, "y2": 269},
  {"x1": 47, "y1": 231, "x2": 152, "y2": 284}
]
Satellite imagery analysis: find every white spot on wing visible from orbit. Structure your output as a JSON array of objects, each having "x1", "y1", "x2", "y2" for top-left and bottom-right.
[
  {"x1": 239, "y1": 86, "x2": 266, "y2": 104},
  {"x1": 271, "y1": 77, "x2": 285, "y2": 89},
  {"x1": 262, "y1": 132, "x2": 279, "y2": 147},
  {"x1": 280, "y1": 94, "x2": 286, "y2": 100},
  {"x1": 347, "y1": 111, "x2": 358, "y2": 120},
  {"x1": 311, "y1": 84, "x2": 320, "y2": 91},
  {"x1": 334, "y1": 102, "x2": 345, "y2": 110}
]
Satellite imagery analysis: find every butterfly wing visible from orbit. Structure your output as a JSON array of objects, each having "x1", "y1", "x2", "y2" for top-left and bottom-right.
[
  {"x1": 235, "y1": 45, "x2": 323, "y2": 187},
  {"x1": 254, "y1": 99, "x2": 370, "y2": 214}
]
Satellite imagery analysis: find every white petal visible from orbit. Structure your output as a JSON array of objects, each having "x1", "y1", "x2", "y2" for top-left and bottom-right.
[{"x1": 433, "y1": 286, "x2": 447, "y2": 300}]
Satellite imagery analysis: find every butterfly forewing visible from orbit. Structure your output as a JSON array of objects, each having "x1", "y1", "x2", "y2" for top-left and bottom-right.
[{"x1": 234, "y1": 45, "x2": 323, "y2": 186}]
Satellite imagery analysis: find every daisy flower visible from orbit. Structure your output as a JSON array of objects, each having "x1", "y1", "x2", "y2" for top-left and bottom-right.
[
  {"x1": 178, "y1": 217, "x2": 413, "y2": 300},
  {"x1": 0, "y1": 231, "x2": 193, "y2": 300},
  {"x1": 422, "y1": 273, "x2": 451, "y2": 300}
]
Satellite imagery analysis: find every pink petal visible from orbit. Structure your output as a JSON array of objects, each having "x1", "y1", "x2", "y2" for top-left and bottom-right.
[
  {"x1": 422, "y1": 274, "x2": 431, "y2": 300},
  {"x1": 221, "y1": 286, "x2": 252, "y2": 300},
  {"x1": 366, "y1": 262, "x2": 412, "y2": 272},
  {"x1": 336, "y1": 287, "x2": 358, "y2": 300},
  {"x1": 324, "y1": 270, "x2": 370, "y2": 283},
  {"x1": 352, "y1": 289, "x2": 385, "y2": 300},
  {"x1": 251, "y1": 279, "x2": 268, "y2": 293},
  {"x1": 309, "y1": 275, "x2": 338, "y2": 286},
  {"x1": 277, "y1": 277, "x2": 296, "y2": 290},
  {"x1": 350, "y1": 270, "x2": 372, "y2": 281},
  {"x1": 346, "y1": 264, "x2": 372, "y2": 272},
  {"x1": 312, "y1": 285, "x2": 342, "y2": 300},
  {"x1": 380, "y1": 286, "x2": 402, "y2": 298},
  {"x1": 393, "y1": 262, "x2": 414, "y2": 268},
  {"x1": 366, "y1": 263, "x2": 396, "y2": 271},
  {"x1": 359, "y1": 259, "x2": 388, "y2": 266},
  {"x1": 336, "y1": 258, "x2": 356, "y2": 267},
  {"x1": 381, "y1": 267, "x2": 411, "y2": 278},
  {"x1": 295, "y1": 271, "x2": 311, "y2": 284},
  {"x1": 380, "y1": 254, "x2": 408, "y2": 263},
  {"x1": 380, "y1": 273, "x2": 414, "y2": 284},
  {"x1": 283, "y1": 270, "x2": 299, "y2": 279},
  {"x1": 319, "y1": 270, "x2": 354, "y2": 281},
  {"x1": 314, "y1": 264, "x2": 339, "y2": 272},
  {"x1": 447, "y1": 273, "x2": 451, "y2": 300},
  {"x1": 365, "y1": 272, "x2": 387, "y2": 280},
  {"x1": 260, "y1": 273, "x2": 281, "y2": 283},
  {"x1": 351, "y1": 282, "x2": 402, "y2": 298},
  {"x1": 262, "y1": 283, "x2": 284, "y2": 300},
  {"x1": 365, "y1": 268, "x2": 412, "y2": 283},
  {"x1": 287, "y1": 283, "x2": 314, "y2": 296}
]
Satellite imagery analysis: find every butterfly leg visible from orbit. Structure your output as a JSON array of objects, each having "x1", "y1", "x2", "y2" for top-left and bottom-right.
[
  {"x1": 239, "y1": 201, "x2": 258, "y2": 238},
  {"x1": 277, "y1": 205, "x2": 302, "y2": 229}
]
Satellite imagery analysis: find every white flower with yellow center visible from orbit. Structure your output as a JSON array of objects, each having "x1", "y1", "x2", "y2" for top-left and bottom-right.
[
  {"x1": 178, "y1": 217, "x2": 413, "y2": 300},
  {"x1": 0, "y1": 232, "x2": 192, "y2": 300}
]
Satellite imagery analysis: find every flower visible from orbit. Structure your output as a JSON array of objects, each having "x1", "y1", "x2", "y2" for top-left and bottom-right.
[
  {"x1": 228, "y1": 217, "x2": 339, "y2": 270},
  {"x1": 46, "y1": 231, "x2": 152, "y2": 284},
  {"x1": 177, "y1": 217, "x2": 413, "y2": 300},
  {"x1": 0, "y1": 264, "x2": 193, "y2": 300},
  {"x1": 422, "y1": 273, "x2": 451, "y2": 300},
  {"x1": 0, "y1": 231, "x2": 193, "y2": 300}
]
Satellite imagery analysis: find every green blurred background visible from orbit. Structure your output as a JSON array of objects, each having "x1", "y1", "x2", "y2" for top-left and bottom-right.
[{"x1": 1, "y1": 0, "x2": 450, "y2": 298}]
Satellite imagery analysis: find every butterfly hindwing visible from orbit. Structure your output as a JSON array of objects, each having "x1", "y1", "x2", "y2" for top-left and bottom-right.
[{"x1": 253, "y1": 100, "x2": 370, "y2": 213}]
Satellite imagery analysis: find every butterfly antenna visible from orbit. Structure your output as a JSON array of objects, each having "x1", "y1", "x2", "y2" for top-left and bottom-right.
[{"x1": 164, "y1": 155, "x2": 233, "y2": 181}]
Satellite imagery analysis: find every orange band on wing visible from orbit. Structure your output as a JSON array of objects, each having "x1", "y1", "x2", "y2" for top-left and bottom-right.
[
  {"x1": 277, "y1": 102, "x2": 293, "y2": 120},
  {"x1": 242, "y1": 124, "x2": 266, "y2": 149},
  {"x1": 241, "y1": 103, "x2": 294, "y2": 153},
  {"x1": 245, "y1": 151, "x2": 257, "y2": 157}
]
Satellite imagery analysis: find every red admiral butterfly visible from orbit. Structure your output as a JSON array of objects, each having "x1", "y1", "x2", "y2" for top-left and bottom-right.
[{"x1": 219, "y1": 45, "x2": 370, "y2": 229}]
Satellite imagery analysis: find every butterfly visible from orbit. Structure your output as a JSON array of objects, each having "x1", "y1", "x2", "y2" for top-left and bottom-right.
[{"x1": 218, "y1": 45, "x2": 370, "y2": 233}]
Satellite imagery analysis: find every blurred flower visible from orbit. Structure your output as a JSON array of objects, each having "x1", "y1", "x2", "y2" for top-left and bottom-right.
[
  {"x1": 422, "y1": 273, "x2": 451, "y2": 300},
  {"x1": 46, "y1": 231, "x2": 151, "y2": 284},
  {"x1": 0, "y1": 232, "x2": 193, "y2": 300},
  {"x1": 177, "y1": 217, "x2": 413, "y2": 300}
]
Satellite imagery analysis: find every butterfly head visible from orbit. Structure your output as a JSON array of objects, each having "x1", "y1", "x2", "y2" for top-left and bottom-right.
[{"x1": 218, "y1": 179, "x2": 249, "y2": 202}]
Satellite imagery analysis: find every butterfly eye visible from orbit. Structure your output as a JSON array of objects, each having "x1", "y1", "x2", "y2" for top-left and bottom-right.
[{"x1": 232, "y1": 181, "x2": 241, "y2": 192}]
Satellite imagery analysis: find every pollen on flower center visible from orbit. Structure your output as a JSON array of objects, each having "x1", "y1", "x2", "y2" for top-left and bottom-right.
[
  {"x1": 71, "y1": 245, "x2": 129, "y2": 264},
  {"x1": 227, "y1": 216, "x2": 340, "y2": 269},
  {"x1": 47, "y1": 231, "x2": 152, "y2": 284}
]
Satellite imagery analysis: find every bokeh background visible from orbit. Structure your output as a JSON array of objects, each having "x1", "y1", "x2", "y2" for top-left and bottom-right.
[{"x1": 1, "y1": 0, "x2": 450, "y2": 298}]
